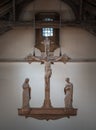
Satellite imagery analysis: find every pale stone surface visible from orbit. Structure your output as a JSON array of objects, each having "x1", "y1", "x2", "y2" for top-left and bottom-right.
[
  {"x1": 22, "y1": 78, "x2": 31, "y2": 109},
  {"x1": 64, "y1": 78, "x2": 73, "y2": 108}
]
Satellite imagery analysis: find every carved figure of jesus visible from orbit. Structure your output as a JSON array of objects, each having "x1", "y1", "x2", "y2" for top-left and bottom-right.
[{"x1": 45, "y1": 61, "x2": 52, "y2": 86}]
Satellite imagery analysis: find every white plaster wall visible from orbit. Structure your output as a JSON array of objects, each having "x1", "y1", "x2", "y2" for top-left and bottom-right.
[
  {"x1": 60, "y1": 27, "x2": 96, "y2": 58},
  {"x1": 0, "y1": 27, "x2": 35, "y2": 58},
  {"x1": 0, "y1": 27, "x2": 96, "y2": 59}
]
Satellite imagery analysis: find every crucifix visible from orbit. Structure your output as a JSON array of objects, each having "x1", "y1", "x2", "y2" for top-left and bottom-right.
[
  {"x1": 25, "y1": 37, "x2": 70, "y2": 108},
  {"x1": 18, "y1": 37, "x2": 78, "y2": 120}
]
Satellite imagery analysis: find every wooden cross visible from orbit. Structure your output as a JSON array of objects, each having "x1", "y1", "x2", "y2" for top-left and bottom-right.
[{"x1": 25, "y1": 38, "x2": 70, "y2": 108}]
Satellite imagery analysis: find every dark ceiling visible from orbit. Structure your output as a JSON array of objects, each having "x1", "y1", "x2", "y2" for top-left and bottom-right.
[{"x1": 0, "y1": 0, "x2": 96, "y2": 35}]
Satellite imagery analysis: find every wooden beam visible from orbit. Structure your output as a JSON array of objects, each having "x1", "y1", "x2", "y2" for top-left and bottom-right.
[
  {"x1": 0, "y1": 58, "x2": 96, "y2": 63},
  {"x1": 80, "y1": 0, "x2": 84, "y2": 21},
  {"x1": 70, "y1": 58, "x2": 96, "y2": 63},
  {"x1": 18, "y1": 108, "x2": 78, "y2": 120},
  {"x1": 12, "y1": 0, "x2": 16, "y2": 22}
]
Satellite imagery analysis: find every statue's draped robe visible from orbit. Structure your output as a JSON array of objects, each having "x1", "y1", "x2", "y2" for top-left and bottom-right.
[
  {"x1": 22, "y1": 83, "x2": 31, "y2": 109},
  {"x1": 64, "y1": 83, "x2": 73, "y2": 108}
]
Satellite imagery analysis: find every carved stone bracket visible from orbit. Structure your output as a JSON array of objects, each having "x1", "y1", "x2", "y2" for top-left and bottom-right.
[{"x1": 18, "y1": 107, "x2": 78, "y2": 120}]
